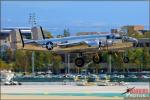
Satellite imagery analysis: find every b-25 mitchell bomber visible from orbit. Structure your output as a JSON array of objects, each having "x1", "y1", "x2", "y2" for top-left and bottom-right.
[{"x1": 16, "y1": 26, "x2": 138, "y2": 67}]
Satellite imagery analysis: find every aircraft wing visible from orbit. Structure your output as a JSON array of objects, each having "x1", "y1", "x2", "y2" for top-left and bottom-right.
[
  {"x1": 23, "y1": 38, "x2": 95, "y2": 47},
  {"x1": 23, "y1": 39, "x2": 46, "y2": 45},
  {"x1": 57, "y1": 41, "x2": 85, "y2": 47}
]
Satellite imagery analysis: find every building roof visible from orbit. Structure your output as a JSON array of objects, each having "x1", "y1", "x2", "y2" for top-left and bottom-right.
[
  {"x1": 0, "y1": 29, "x2": 31, "y2": 35},
  {"x1": 76, "y1": 32, "x2": 109, "y2": 36},
  {"x1": 2, "y1": 27, "x2": 31, "y2": 30}
]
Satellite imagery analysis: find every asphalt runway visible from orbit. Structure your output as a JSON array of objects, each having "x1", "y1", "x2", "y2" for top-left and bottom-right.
[{"x1": 1, "y1": 82, "x2": 150, "y2": 100}]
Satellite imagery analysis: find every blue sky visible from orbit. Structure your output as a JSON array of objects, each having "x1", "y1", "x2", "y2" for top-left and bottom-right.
[{"x1": 1, "y1": 1, "x2": 149, "y2": 35}]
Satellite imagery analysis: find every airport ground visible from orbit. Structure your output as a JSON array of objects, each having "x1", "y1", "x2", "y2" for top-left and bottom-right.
[{"x1": 1, "y1": 82, "x2": 150, "y2": 100}]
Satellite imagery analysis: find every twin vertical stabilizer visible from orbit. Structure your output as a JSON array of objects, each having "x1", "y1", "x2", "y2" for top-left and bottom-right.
[{"x1": 9, "y1": 26, "x2": 45, "y2": 50}]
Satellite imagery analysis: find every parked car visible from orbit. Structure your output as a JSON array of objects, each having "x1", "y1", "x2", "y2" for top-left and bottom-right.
[
  {"x1": 112, "y1": 74, "x2": 120, "y2": 78},
  {"x1": 99, "y1": 74, "x2": 107, "y2": 79},
  {"x1": 128, "y1": 75, "x2": 137, "y2": 78},
  {"x1": 139, "y1": 75, "x2": 150, "y2": 79},
  {"x1": 119, "y1": 75, "x2": 125, "y2": 78}
]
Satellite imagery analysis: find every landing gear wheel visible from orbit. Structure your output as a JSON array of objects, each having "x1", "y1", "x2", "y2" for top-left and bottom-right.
[
  {"x1": 46, "y1": 41, "x2": 53, "y2": 50},
  {"x1": 75, "y1": 57, "x2": 85, "y2": 67},
  {"x1": 123, "y1": 57, "x2": 129, "y2": 63},
  {"x1": 93, "y1": 55, "x2": 102, "y2": 64}
]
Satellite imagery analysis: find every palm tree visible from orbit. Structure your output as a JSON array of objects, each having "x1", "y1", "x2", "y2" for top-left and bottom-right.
[{"x1": 111, "y1": 52, "x2": 124, "y2": 72}]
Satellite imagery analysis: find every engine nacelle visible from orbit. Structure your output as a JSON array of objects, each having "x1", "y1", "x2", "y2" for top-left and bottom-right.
[
  {"x1": 126, "y1": 37, "x2": 138, "y2": 44},
  {"x1": 85, "y1": 41, "x2": 98, "y2": 47},
  {"x1": 86, "y1": 40, "x2": 113, "y2": 47},
  {"x1": 46, "y1": 41, "x2": 53, "y2": 50},
  {"x1": 99, "y1": 40, "x2": 113, "y2": 47}
]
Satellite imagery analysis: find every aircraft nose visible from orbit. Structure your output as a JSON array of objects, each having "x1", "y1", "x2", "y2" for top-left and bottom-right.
[
  {"x1": 134, "y1": 38, "x2": 138, "y2": 44},
  {"x1": 128, "y1": 37, "x2": 138, "y2": 44}
]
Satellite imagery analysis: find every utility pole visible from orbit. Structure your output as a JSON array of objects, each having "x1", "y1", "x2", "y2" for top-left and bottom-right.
[
  {"x1": 29, "y1": 13, "x2": 37, "y2": 76},
  {"x1": 108, "y1": 54, "x2": 112, "y2": 73},
  {"x1": 31, "y1": 52, "x2": 35, "y2": 75},
  {"x1": 67, "y1": 53, "x2": 70, "y2": 74},
  {"x1": 65, "y1": 53, "x2": 67, "y2": 74},
  {"x1": 64, "y1": 53, "x2": 70, "y2": 74}
]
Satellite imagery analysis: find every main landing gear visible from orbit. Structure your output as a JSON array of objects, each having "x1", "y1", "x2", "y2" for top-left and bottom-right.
[
  {"x1": 75, "y1": 53, "x2": 85, "y2": 67},
  {"x1": 75, "y1": 53, "x2": 103, "y2": 67},
  {"x1": 93, "y1": 54, "x2": 103, "y2": 64},
  {"x1": 75, "y1": 57, "x2": 85, "y2": 67},
  {"x1": 74, "y1": 52, "x2": 130, "y2": 67}
]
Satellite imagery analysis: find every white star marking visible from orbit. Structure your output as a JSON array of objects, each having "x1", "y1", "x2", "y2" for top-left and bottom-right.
[{"x1": 47, "y1": 43, "x2": 52, "y2": 49}]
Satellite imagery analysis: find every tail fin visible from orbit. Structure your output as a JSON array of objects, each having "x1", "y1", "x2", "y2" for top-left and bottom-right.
[
  {"x1": 9, "y1": 29, "x2": 24, "y2": 50},
  {"x1": 31, "y1": 26, "x2": 45, "y2": 40}
]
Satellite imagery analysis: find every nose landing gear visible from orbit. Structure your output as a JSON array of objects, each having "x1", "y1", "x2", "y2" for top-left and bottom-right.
[{"x1": 123, "y1": 57, "x2": 129, "y2": 63}]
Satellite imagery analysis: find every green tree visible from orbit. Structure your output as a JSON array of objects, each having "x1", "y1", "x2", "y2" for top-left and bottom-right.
[
  {"x1": 111, "y1": 52, "x2": 124, "y2": 71},
  {"x1": 142, "y1": 47, "x2": 150, "y2": 69},
  {"x1": 144, "y1": 31, "x2": 150, "y2": 38},
  {"x1": 51, "y1": 53, "x2": 62, "y2": 74},
  {"x1": 0, "y1": 59, "x2": 10, "y2": 70},
  {"x1": 63, "y1": 29, "x2": 70, "y2": 37},
  {"x1": 56, "y1": 35, "x2": 63, "y2": 38},
  {"x1": 43, "y1": 30, "x2": 53, "y2": 38},
  {"x1": 15, "y1": 50, "x2": 30, "y2": 73},
  {"x1": 34, "y1": 51, "x2": 44, "y2": 71},
  {"x1": 3, "y1": 49, "x2": 15, "y2": 63},
  {"x1": 128, "y1": 49, "x2": 143, "y2": 71}
]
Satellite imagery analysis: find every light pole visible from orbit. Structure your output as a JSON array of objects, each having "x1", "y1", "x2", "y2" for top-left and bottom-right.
[
  {"x1": 29, "y1": 13, "x2": 37, "y2": 76},
  {"x1": 109, "y1": 54, "x2": 112, "y2": 73},
  {"x1": 64, "y1": 53, "x2": 71, "y2": 74},
  {"x1": 31, "y1": 51, "x2": 35, "y2": 75},
  {"x1": 67, "y1": 53, "x2": 70, "y2": 74},
  {"x1": 65, "y1": 53, "x2": 67, "y2": 74}
]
